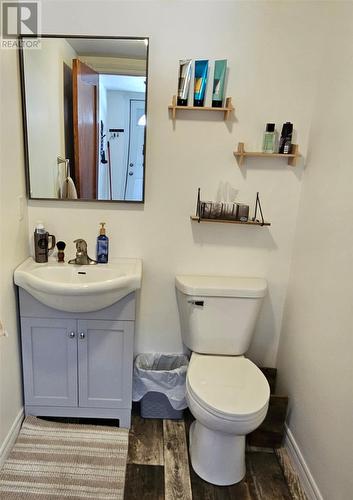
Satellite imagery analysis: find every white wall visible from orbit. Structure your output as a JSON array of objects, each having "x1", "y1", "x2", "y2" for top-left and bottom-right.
[
  {"x1": 276, "y1": 4, "x2": 353, "y2": 499},
  {"x1": 27, "y1": 0, "x2": 328, "y2": 365},
  {"x1": 0, "y1": 49, "x2": 29, "y2": 457},
  {"x1": 24, "y1": 38, "x2": 77, "y2": 197}
]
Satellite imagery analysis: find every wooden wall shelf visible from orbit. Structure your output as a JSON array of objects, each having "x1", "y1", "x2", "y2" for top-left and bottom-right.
[
  {"x1": 234, "y1": 142, "x2": 301, "y2": 167},
  {"x1": 168, "y1": 96, "x2": 234, "y2": 121},
  {"x1": 190, "y1": 216, "x2": 271, "y2": 227}
]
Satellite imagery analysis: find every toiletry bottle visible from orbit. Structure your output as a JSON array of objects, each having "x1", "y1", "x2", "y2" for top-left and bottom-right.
[
  {"x1": 262, "y1": 123, "x2": 276, "y2": 153},
  {"x1": 96, "y1": 222, "x2": 109, "y2": 264},
  {"x1": 177, "y1": 59, "x2": 192, "y2": 106},
  {"x1": 34, "y1": 222, "x2": 56, "y2": 263},
  {"x1": 278, "y1": 122, "x2": 293, "y2": 154},
  {"x1": 194, "y1": 60, "x2": 209, "y2": 107},
  {"x1": 212, "y1": 60, "x2": 227, "y2": 108}
]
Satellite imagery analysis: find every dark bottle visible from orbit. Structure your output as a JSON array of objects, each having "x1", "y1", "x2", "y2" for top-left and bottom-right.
[{"x1": 278, "y1": 122, "x2": 293, "y2": 154}]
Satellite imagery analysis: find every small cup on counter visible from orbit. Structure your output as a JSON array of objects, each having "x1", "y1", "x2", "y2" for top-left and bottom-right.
[
  {"x1": 209, "y1": 202, "x2": 223, "y2": 219},
  {"x1": 236, "y1": 204, "x2": 249, "y2": 222},
  {"x1": 221, "y1": 202, "x2": 238, "y2": 220},
  {"x1": 200, "y1": 201, "x2": 213, "y2": 218},
  {"x1": 200, "y1": 201, "x2": 241, "y2": 220}
]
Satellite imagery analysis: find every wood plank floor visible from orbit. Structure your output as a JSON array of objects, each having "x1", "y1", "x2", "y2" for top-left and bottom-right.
[{"x1": 125, "y1": 412, "x2": 293, "y2": 500}]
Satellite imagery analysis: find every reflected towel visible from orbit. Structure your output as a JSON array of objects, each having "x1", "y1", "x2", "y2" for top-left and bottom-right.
[{"x1": 61, "y1": 176, "x2": 78, "y2": 199}]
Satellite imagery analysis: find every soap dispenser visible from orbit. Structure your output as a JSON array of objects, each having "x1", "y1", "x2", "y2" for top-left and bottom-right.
[{"x1": 96, "y1": 222, "x2": 109, "y2": 263}]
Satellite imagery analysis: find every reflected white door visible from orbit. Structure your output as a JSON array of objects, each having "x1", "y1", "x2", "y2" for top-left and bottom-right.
[{"x1": 125, "y1": 100, "x2": 145, "y2": 200}]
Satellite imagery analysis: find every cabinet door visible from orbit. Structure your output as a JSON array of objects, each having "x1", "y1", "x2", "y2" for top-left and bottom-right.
[
  {"x1": 21, "y1": 318, "x2": 78, "y2": 406},
  {"x1": 77, "y1": 320, "x2": 134, "y2": 408}
]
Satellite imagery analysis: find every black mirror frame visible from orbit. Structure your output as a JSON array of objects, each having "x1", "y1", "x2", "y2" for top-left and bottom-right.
[{"x1": 18, "y1": 34, "x2": 149, "y2": 204}]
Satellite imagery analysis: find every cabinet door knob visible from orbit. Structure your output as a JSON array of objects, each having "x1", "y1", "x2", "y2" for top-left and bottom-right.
[
  {"x1": 79, "y1": 332, "x2": 85, "y2": 339},
  {"x1": 68, "y1": 331, "x2": 75, "y2": 338}
]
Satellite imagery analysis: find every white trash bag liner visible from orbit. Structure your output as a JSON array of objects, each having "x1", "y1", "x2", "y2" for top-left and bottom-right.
[{"x1": 133, "y1": 353, "x2": 189, "y2": 411}]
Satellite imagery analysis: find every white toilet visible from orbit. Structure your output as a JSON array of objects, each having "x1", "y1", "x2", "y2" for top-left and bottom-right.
[{"x1": 175, "y1": 275, "x2": 270, "y2": 486}]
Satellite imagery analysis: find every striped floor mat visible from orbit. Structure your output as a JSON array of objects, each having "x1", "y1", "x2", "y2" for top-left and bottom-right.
[{"x1": 0, "y1": 416, "x2": 129, "y2": 499}]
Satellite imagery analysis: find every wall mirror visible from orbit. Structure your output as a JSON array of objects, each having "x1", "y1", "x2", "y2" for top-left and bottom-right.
[{"x1": 20, "y1": 35, "x2": 148, "y2": 202}]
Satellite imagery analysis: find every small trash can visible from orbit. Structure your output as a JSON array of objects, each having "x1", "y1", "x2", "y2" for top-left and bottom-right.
[{"x1": 133, "y1": 353, "x2": 189, "y2": 419}]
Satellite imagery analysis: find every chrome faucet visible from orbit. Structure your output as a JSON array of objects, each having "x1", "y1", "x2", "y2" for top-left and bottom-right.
[{"x1": 68, "y1": 239, "x2": 97, "y2": 265}]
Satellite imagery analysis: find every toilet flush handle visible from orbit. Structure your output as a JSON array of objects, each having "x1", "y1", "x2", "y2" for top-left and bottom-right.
[{"x1": 188, "y1": 300, "x2": 204, "y2": 306}]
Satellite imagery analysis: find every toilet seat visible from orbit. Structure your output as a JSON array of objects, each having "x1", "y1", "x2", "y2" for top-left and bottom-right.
[{"x1": 187, "y1": 353, "x2": 270, "y2": 421}]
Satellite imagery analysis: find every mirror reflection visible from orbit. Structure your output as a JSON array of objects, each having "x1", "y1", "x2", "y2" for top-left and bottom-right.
[{"x1": 21, "y1": 36, "x2": 148, "y2": 201}]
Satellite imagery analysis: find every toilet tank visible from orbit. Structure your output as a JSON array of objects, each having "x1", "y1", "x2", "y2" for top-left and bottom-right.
[{"x1": 175, "y1": 275, "x2": 267, "y2": 355}]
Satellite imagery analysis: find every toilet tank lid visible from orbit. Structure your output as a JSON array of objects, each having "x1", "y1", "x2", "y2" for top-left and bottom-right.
[{"x1": 175, "y1": 275, "x2": 267, "y2": 298}]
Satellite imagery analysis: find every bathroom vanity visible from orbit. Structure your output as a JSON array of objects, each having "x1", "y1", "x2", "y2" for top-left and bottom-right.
[
  {"x1": 18, "y1": 290, "x2": 135, "y2": 427},
  {"x1": 14, "y1": 257, "x2": 142, "y2": 428}
]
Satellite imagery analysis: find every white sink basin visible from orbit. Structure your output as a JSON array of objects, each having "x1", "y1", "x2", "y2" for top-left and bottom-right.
[{"x1": 14, "y1": 257, "x2": 142, "y2": 312}]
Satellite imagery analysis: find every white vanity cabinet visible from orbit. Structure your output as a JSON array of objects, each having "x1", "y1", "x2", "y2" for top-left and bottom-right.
[
  {"x1": 77, "y1": 320, "x2": 133, "y2": 410},
  {"x1": 21, "y1": 317, "x2": 79, "y2": 407},
  {"x1": 18, "y1": 289, "x2": 135, "y2": 428}
]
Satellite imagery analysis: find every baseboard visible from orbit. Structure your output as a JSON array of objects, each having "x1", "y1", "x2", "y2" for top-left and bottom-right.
[
  {"x1": 0, "y1": 408, "x2": 24, "y2": 467},
  {"x1": 283, "y1": 424, "x2": 323, "y2": 500}
]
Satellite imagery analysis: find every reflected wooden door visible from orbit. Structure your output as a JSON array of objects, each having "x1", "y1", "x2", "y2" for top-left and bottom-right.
[{"x1": 72, "y1": 59, "x2": 99, "y2": 199}]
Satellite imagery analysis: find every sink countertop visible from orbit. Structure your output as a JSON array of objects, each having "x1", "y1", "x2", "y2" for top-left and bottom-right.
[{"x1": 14, "y1": 257, "x2": 142, "y2": 312}]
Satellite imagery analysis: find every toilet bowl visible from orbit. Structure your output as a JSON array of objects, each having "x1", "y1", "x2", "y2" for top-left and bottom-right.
[
  {"x1": 185, "y1": 353, "x2": 270, "y2": 485},
  {"x1": 175, "y1": 274, "x2": 269, "y2": 485}
]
